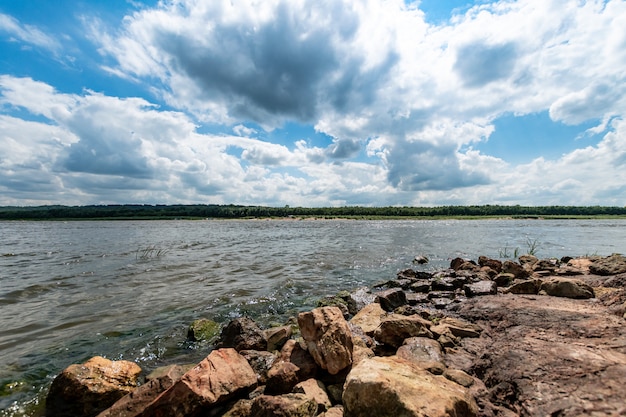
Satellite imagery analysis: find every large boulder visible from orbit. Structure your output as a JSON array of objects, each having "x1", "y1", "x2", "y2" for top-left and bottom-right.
[
  {"x1": 46, "y1": 356, "x2": 142, "y2": 417},
  {"x1": 298, "y1": 307, "x2": 354, "y2": 375},
  {"x1": 589, "y1": 254, "x2": 626, "y2": 276},
  {"x1": 396, "y1": 337, "x2": 445, "y2": 374},
  {"x1": 218, "y1": 317, "x2": 267, "y2": 351},
  {"x1": 373, "y1": 314, "x2": 433, "y2": 348},
  {"x1": 137, "y1": 348, "x2": 257, "y2": 417},
  {"x1": 540, "y1": 278, "x2": 595, "y2": 299},
  {"x1": 343, "y1": 356, "x2": 478, "y2": 417}
]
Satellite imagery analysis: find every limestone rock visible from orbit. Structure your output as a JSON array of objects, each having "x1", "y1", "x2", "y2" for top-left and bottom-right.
[
  {"x1": 540, "y1": 277, "x2": 595, "y2": 299},
  {"x1": 293, "y1": 378, "x2": 332, "y2": 414},
  {"x1": 343, "y1": 356, "x2": 478, "y2": 417},
  {"x1": 373, "y1": 314, "x2": 433, "y2": 348},
  {"x1": 349, "y1": 303, "x2": 386, "y2": 336},
  {"x1": 518, "y1": 255, "x2": 538, "y2": 267},
  {"x1": 97, "y1": 364, "x2": 187, "y2": 417},
  {"x1": 464, "y1": 280, "x2": 497, "y2": 297},
  {"x1": 250, "y1": 393, "x2": 318, "y2": 417},
  {"x1": 396, "y1": 337, "x2": 445, "y2": 374},
  {"x1": 138, "y1": 348, "x2": 256, "y2": 417},
  {"x1": 218, "y1": 317, "x2": 267, "y2": 351},
  {"x1": 374, "y1": 288, "x2": 407, "y2": 311},
  {"x1": 298, "y1": 307, "x2": 354, "y2": 375},
  {"x1": 264, "y1": 325, "x2": 293, "y2": 352},
  {"x1": 46, "y1": 356, "x2": 141, "y2": 417}
]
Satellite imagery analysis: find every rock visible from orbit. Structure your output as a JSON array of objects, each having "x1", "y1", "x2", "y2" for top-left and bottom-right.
[
  {"x1": 318, "y1": 291, "x2": 359, "y2": 317},
  {"x1": 218, "y1": 317, "x2": 267, "y2": 351},
  {"x1": 409, "y1": 280, "x2": 431, "y2": 293},
  {"x1": 540, "y1": 278, "x2": 595, "y2": 299},
  {"x1": 137, "y1": 348, "x2": 256, "y2": 417},
  {"x1": 397, "y1": 269, "x2": 433, "y2": 280},
  {"x1": 502, "y1": 260, "x2": 530, "y2": 279},
  {"x1": 518, "y1": 255, "x2": 538, "y2": 266},
  {"x1": 431, "y1": 317, "x2": 482, "y2": 339},
  {"x1": 494, "y1": 273, "x2": 515, "y2": 287},
  {"x1": 478, "y1": 256, "x2": 503, "y2": 272},
  {"x1": 221, "y1": 399, "x2": 253, "y2": 417},
  {"x1": 250, "y1": 393, "x2": 317, "y2": 417},
  {"x1": 349, "y1": 303, "x2": 386, "y2": 336},
  {"x1": 444, "y1": 369, "x2": 475, "y2": 388},
  {"x1": 239, "y1": 350, "x2": 277, "y2": 385},
  {"x1": 343, "y1": 356, "x2": 478, "y2": 417},
  {"x1": 374, "y1": 288, "x2": 407, "y2": 311},
  {"x1": 396, "y1": 337, "x2": 445, "y2": 372},
  {"x1": 97, "y1": 364, "x2": 188, "y2": 417},
  {"x1": 589, "y1": 254, "x2": 626, "y2": 275},
  {"x1": 349, "y1": 287, "x2": 377, "y2": 311},
  {"x1": 506, "y1": 279, "x2": 542, "y2": 295},
  {"x1": 431, "y1": 277, "x2": 456, "y2": 291},
  {"x1": 405, "y1": 292, "x2": 430, "y2": 305},
  {"x1": 46, "y1": 356, "x2": 142, "y2": 417},
  {"x1": 264, "y1": 325, "x2": 293, "y2": 351},
  {"x1": 266, "y1": 339, "x2": 318, "y2": 395},
  {"x1": 464, "y1": 280, "x2": 497, "y2": 297},
  {"x1": 413, "y1": 255, "x2": 429, "y2": 264},
  {"x1": 293, "y1": 378, "x2": 332, "y2": 414},
  {"x1": 373, "y1": 314, "x2": 433, "y2": 348},
  {"x1": 298, "y1": 307, "x2": 354, "y2": 375},
  {"x1": 320, "y1": 405, "x2": 344, "y2": 417},
  {"x1": 187, "y1": 318, "x2": 220, "y2": 342}
]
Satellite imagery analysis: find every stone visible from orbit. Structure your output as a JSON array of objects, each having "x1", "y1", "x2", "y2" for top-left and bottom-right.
[
  {"x1": 97, "y1": 364, "x2": 187, "y2": 417},
  {"x1": 137, "y1": 348, "x2": 256, "y2": 417},
  {"x1": 494, "y1": 273, "x2": 515, "y2": 287},
  {"x1": 239, "y1": 350, "x2": 277, "y2": 385},
  {"x1": 264, "y1": 325, "x2": 293, "y2": 351},
  {"x1": 413, "y1": 255, "x2": 429, "y2": 264},
  {"x1": 374, "y1": 288, "x2": 407, "y2": 311},
  {"x1": 518, "y1": 255, "x2": 538, "y2": 266},
  {"x1": 373, "y1": 314, "x2": 433, "y2": 348},
  {"x1": 478, "y1": 256, "x2": 503, "y2": 272},
  {"x1": 397, "y1": 269, "x2": 433, "y2": 280},
  {"x1": 221, "y1": 399, "x2": 253, "y2": 417},
  {"x1": 251, "y1": 393, "x2": 317, "y2": 417},
  {"x1": 444, "y1": 369, "x2": 475, "y2": 388},
  {"x1": 349, "y1": 287, "x2": 377, "y2": 311},
  {"x1": 464, "y1": 280, "x2": 497, "y2": 297},
  {"x1": 540, "y1": 278, "x2": 595, "y2": 299},
  {"x1": 405, "y1": 292, "x2": 430, "y2": 305},
  {"x1": 589, "y1": 254, "x2": 626, "y2": 276},
  {"x1": 506, "y1": 279, "x2": 542, "y2": 295},
  {"x1": 320, "y1": 405, "x2": 344, "y2": 417},
  {"x1": 265, "y1": 339, "x2": 318, "y2": 395},
  {"x1": 46, "y1": 356, "x2": 142, "y2": 417},
  {"x1": 431, "y1": 277, "x2": 456, "y2": 291},
  {"x1": 431, "y1": 317, "x2": 482, "y2": 339},
  {"x1": 349, "y1": 303, "x2": 386, "y2": 336},
  {"x1": 502, "y1": 260, "x2": 530, "y2": 279},
  {"x1": 397, "y1": 337, "x2": 445, "y2": 374},
  {"x1": 218, "y1": 317, "x2": 267, "y2": 351},
  {"x1": 298, "y1": 307, "x2": 354, "y2": 375},
  {"x1": 186, "y1": 318, "x2": 220, "y2": 342},
  {"x1": 293, "y1": 378, "x2": 332, "y2": 414},
  {"x1": 343, "y1": 356, "x2": 478, "y2": 417}
]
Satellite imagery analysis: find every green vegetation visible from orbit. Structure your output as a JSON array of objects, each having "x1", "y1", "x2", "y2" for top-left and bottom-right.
[{"x1": 0, "y1": 204, "x2": 625, "y2": 220}]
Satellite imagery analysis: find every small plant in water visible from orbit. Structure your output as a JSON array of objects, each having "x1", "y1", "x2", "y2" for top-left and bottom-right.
[
  {"x1": 525, "y1": 238, "x2": 540, "y2": 256},
  {"x1": 136, "y1": 245, "x2": 168, "y2": 260}
]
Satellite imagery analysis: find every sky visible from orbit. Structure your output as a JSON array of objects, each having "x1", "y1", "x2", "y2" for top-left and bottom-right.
[{"x1": 0, "y1": 0, "x2": 625, "y2": 207}]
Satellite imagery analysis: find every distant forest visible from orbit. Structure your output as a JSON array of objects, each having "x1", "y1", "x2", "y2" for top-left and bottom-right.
[{"x1": 0, "y1": 204, "x2": 625, "y2": 220}]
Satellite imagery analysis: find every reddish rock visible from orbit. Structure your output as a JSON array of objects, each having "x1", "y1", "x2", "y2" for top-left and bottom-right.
[
  {"x1": 502, "y1": 260, "x2": 530, "y2": 279},
  {"x1": 265, "y1": 340, "x2": 318, "y2": 395},
  {"x1": 478, "y1": 256, "x2": 503, "y2": 272},
  {"x1": 349, "y1": 303, "x2": 386, "y2": 336},
  {"x1": 298, "y1": 307, "x2": 354, "y2": 375},
  {"x1": 293, "y1": 378, "x2": 332, "y2": 414},
  {"x1": 218, "y1": 317, "x2": 267, "y2": 351},
  {"x1": 46, "y1": 356, "x2": 142, "y2": 417},
  {"x1": 505, "y1": 279, "x2": 542, "y2": 294},
  {"x1": 264, "y1": 325, "x2": 292, "y2": 351},
  {"x1": 138, "y1": 348, "x2": 256, "y2": 417}
]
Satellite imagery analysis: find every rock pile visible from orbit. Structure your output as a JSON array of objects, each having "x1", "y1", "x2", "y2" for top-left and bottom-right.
[{"x1": 45, "y1": 254, "x2": 626, "y2": 417}]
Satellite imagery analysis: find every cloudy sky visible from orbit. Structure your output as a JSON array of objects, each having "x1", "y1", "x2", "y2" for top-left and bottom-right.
[{"x1": 1, "y1": 0, "x2": 625, "y2": 207}]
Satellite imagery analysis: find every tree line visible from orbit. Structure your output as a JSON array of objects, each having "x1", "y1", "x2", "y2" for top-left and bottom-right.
[{"x1": 0, "y1": 204, "x2": 625, "y2": 220}]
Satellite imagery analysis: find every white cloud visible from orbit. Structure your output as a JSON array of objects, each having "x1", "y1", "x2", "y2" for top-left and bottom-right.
[{"x1": 0, "y1": 13, "x2": 61, "y2": 52}]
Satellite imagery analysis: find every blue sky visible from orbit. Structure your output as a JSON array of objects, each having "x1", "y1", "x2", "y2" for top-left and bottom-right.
[{"x1": 1, "y1": 0, "x2": 625, "y2": 207}]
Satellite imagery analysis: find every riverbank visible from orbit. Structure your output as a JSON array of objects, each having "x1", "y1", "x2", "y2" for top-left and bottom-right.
[{"x1": 44, "y1": 253, "x2": 626, "y2": 416}]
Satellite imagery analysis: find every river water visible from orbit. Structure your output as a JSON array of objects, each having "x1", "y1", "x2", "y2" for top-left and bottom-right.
[{"x1": 0, "y1": 219, "x2": 624, "y2": 415}]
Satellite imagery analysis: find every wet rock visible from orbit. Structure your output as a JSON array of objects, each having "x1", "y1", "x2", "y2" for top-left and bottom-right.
[
  {"x1": 478, "y1": 256, "x2": 503, "y2": 273},
  {"x1": 502, "y1": 260, "x2": 530, "y2": 279},
  {"x1": 348, "y1": 287, "x2": 376, "y2": 311},
  {"x1": 349, "y1": 303, "x2": 386, "y2": 336},
  {"x1": 374, "y1": 288, "x2": 407, "y2": 311},
  {"x1": 397, "y1": 268, "x2": 432, "y2": 280},
  {"x1": 431, "y1": 297, "x2": 455, "y2": 310},
  {"x1": 505, "y1": 279, "x2": 542, "y2": 294},
  {"x1": 298, "y1": 307, "x2": 353, "y2": 375},
  {"x1": 317, "y1": 291, "x2": 359, "y2": 316},
  {"x1": 373, "y1": 314, "x2": 433, "y2": 348},
  {"x1": 264, "y1": 325, "x2": 292, "y2": 352},
  {"x1": 589, "y1": 253, "x2": 626, "y2": 275},
  {"x1": 413, "y1": 255, "x2": 429, "y2": 264},
  {"x1": 250, "y1": 393, "x2": 317, "y2": 417},
  {"x1": 409, "y1": 280, "x2": 431, "y2": 293},
  {"x1": 97, "y1": 364, "x2": 188, "y2": 417},
  {"x1": 187, "y1": 318, "x2": 220, "y2": 342},
  {"x1": 343, "y1": 356, "x2": 478, "y2": 417},
  {"x1": 293, "y1": 378, "x2": 332, "y2": 414},
  {"x1": 239, "y1": 350, "x2": 277, "y2": 385},
  {"x1": 540, "y1": 277, "x2": 595, "y2": 299},
  {"x1": 218, "y1": 317, "x2": 267, "y2": 351},
  {"x1": 139, "y1": 349, "x2": 255, "y2": 416},
  {"x1": 46, "y1": 356, "x2": 142, "y2": 417},
  {"x1": 464, "y1": 280, "x2": 497, "y2": 297}
]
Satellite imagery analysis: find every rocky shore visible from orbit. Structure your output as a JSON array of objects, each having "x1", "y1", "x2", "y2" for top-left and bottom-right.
[{"x1": 45, "y1": 253, "x2": 626, "y2": 417}]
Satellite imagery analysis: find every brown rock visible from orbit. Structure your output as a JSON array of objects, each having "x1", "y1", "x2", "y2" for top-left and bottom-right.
[
  {"x1": 218, "y1": 317, "x2": 267, "y2": 351},
  {"x1": 239, "y1": 350, "x2": 277, "y2": 385},
  {"x1": 374, "y1": 288, "x2": 407, "y2": 311},
  {"x1": 221, "y1": 398, "x2": 253, "y2": 417},
  {"x1": 138, "y1": 348, "x2": 256, "y2": 417},
  {"x1": 265, "y1": 340, "x2": 318, "y2": 394},
  {"x1": 264, "y1": 325, "x2": 292, "y2": 352},
  {"x1": 320, "y1": 405, "x2": 344, "y2": 417},
  {"x1": 343, "y1": 356, "x2": 478, "y2": 417},
  {"x1": 505, "y1": 279, "x2": 542, "y2": 294},
  {"x1": 502, "y1": 260, "x2": 530, "y2": 279},
  {"x1": 397, "y1": 337, "x2": 445, "y2": 374},
  {"x1": 464, "y1": 280, "x2": 497, "y2": 297},
  {"x1": 373, "y1": 314, "x2": 433, "y2": 348},
  {"x1": 46, "y1": 356, "x2": 142, "y2": 417},
  {"x1": 298, "y1": 307, "x2": 354, "y2": 375},
  {"x1": 478, "y1": 256, "x2": 503, "y2": 272},
  {"x1": 540, "y1": 277, "x2": 595, "y2": 299},
  {"x1": 518, "y1": 255, "x2": 538, "y2": 266},
  {"x1": 589, "y1": 254, "x2": 626, "y2": 275},
  {"x1": 293, "y1": 378, "x2": 332, "y2": 414},
  {"x1": 250, "y1": 393, "x2": 317, "y2": 417},
  {"x1": 349, "y1": 303, "x2": 386, "y2": 335},
  {"x1": 97, "y1": 364, "x2": 187, "y2": 417},
  {"x1": 444, "y1": 369, "x2": 475, "y2": 388},
  {"x1": 494, "y1": 273, "x2": 515, "y2": 287}
]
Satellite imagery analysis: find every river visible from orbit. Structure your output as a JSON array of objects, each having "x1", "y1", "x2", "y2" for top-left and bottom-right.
[{"x1": 0, "y1": 218, "x2": 624, "y2": 415}]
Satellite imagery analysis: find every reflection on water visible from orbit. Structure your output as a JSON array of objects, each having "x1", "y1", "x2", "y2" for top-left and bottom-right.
[{"x1": 0, "y1": 218, "x2": 624, "y2": 415}]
